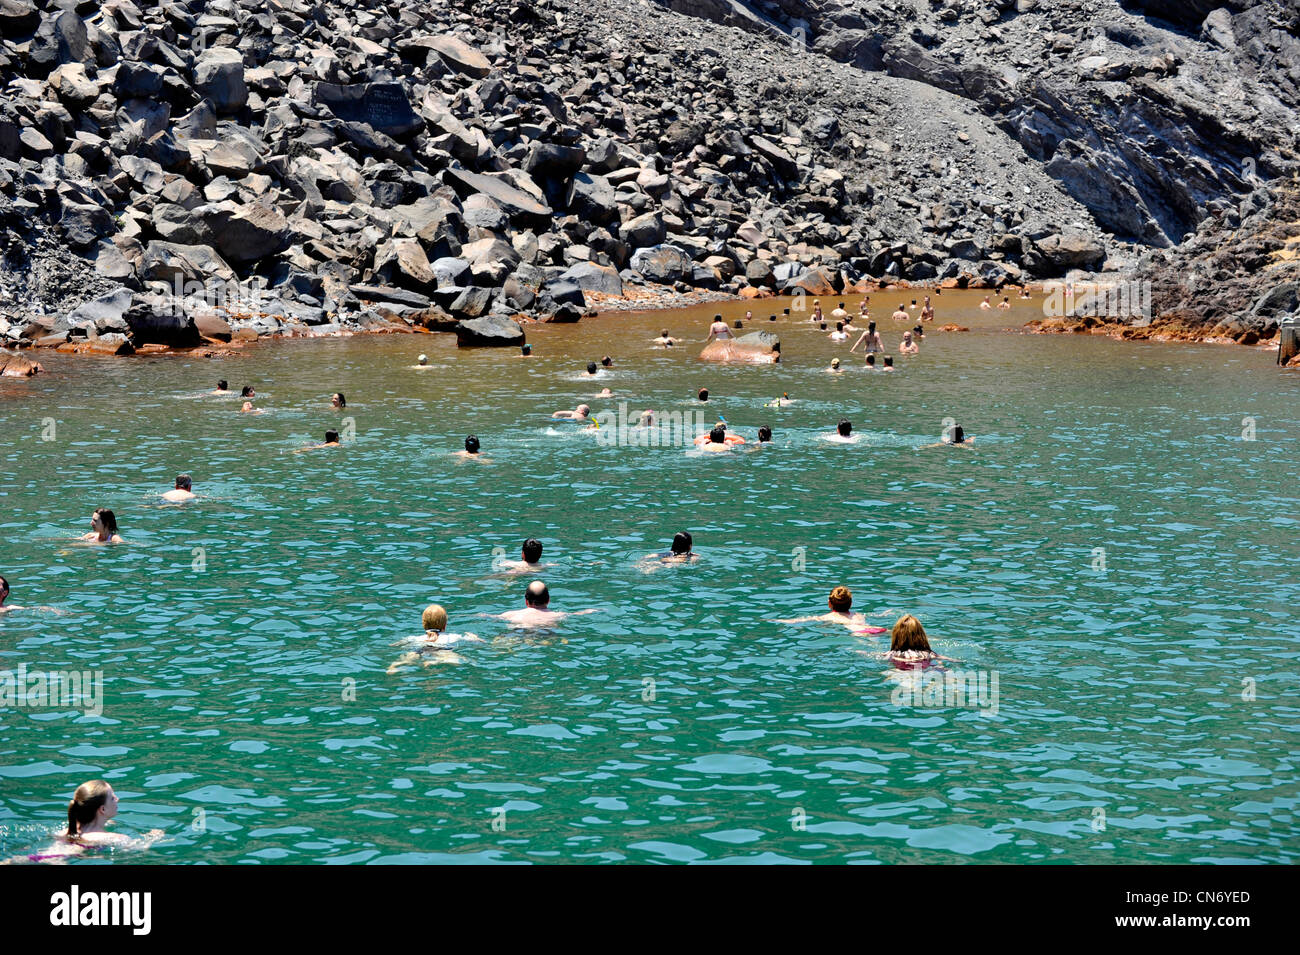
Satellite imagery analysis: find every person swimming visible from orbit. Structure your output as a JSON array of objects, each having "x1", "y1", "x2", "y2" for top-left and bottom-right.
[
  {"x1": 765, "y1": 392, "x2": 792, "y2": 407},
  {"x1": 829, "y1": 357, "x2": 842, "y2": 372},
  {"x1": 489, "y1": 580, "x2": 599, "y2": 628},
  {"x1": 697, "y1": 388, "x2": 709, "y2": 402},
  {"x1": 239, "y1": 401, "x2": 260, "y2": 414},
  {"x1": 756, "y1": 425, "x2": 773, "y2": 444},
  {"x1": 331, "y1": 392, "x2": 347, "y2": 408},
  {"x1": 923, "y1": 424, "x2": 975, "y2": 449},
  {"x1": 583, "y1": 362, "x2": 599, "y2": 377},
  {"x1": 891, "y1": 304, "x2": 909, "y2": 322},
  {"x1": 162, "y1": 474, "x2": 195, "y2": 503},
  {"x1": 212, "y1": 379, "x2": 230, "y2": 394},
  {"x1": 920, "y1": 296, "x2": 934, "y2": 322},
  {"x1": 829, "y1": 321, "x2": 848, "y2": 342},
  {"x1": 456, "y1": 434, "x2": 490, "y2": 460},
  {"x1": 29, "y1": 780, "x2": 164, "y2": 860},
  {"x1": 652, "y1": 329, "x2": 679, "y2": 347},
  {"x1": 601, "y1": 356, "x2": 613, "y2": 368},
  {"x1": 552, "y1": 403, "x2": 591, "y2": 421},
  {"x1": 912, "y1": 323, "x2": 924, "y2": 340},
  {"x1": 823, "y1": 419, "x2": 857, "y2": 443},
  {"x1": 497, "y1": 538, "x2": 548, "y2": 573},
  {"x1": 887, "y1": 614, "x2": 951, "y2": 664},
  {"x1": 241, "y1": 386, "x2": 255, "y2": 398},
  {"x1": 831, "y1": 302, "x2": 849, "y2": 322},
  {"x1": 520, "y1": 344, "x2": 532, "y2": 356},
  {"x1": 417, "y1": 354, "x2": 429, "y2": 366},
  {"x1": 699, "y1": 424, "x2": 734, "y2": 452},
  {"x1": 80, "y1": 508, "x2": 122, "y2": 544},
  {"x1": 882, "y1": 356, "x2": 895, "y2": 371},
  {"x1": 595, "y1": 387, "x2": 614, "y2": 399},
  {"x1": 899, "y1": 331, "x2": 918, "y2": 355},
  {"x1": 775, "y1": 585, "x2": 886, "y2": 633},
  {"x1": 387, "y1": 604, "x2": 485, "y2": 671},
  {"x1": 865, "y1": 354, "x2": 877, "y2": 370},
  {"x1": 850, "y1": 320, "x2": 883, "y2": 354},
  {"x1": 0, "y1": 574, "x2": 12, "y2": 612},
  {"x1": 295, "y1": 430, "x2": 341, "y2": 453},
  {"x1": 997, "y1": 296, "x2": 1012, "y2": 310},
  {"x1": 647, "y1": 531, "x2": 698, "y2": 563},
  {"x1": 980, "y1": 295, "x2": 993, "y2": 310}
]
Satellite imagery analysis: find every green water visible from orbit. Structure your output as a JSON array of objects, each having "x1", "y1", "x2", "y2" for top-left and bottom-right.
[{"x1": 1, "y1": 292, "x2": 1297, "y2": 864}]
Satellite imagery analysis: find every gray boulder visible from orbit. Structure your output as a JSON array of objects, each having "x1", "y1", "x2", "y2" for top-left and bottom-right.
[{"x1": 455, "y1": 314, "x2": 524, "y2": 347}]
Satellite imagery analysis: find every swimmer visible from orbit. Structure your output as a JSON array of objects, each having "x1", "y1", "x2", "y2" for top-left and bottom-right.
[
  {"x1": 912, "y1": 324, "x2": 925, "y2": 340},
  {"x1": 997, "y1": 296, "x2": 1012, "y2": 310},
  {"x1": 552, "y1": 403, "x2": 591, "y2": 421},
  {"x1": 387, "y1": 604, "x2": 485, "y2": 672},
  {"x1": 456, "y1": 434, "x2": 489, "y2": 460},
  {"x1": 520, "y1": 344, "x2": 532, "y2": 356},
  {"x1": 842, "y1": 312, "x2": 858, "y2": 331},
  {"x1": 887, "y1": 614, "x2": 953, "y2": 663},
  {"x1": 647, "y1": 531, "x2": 699, "y2": 564},
  {"x1": 899, "y1": 331, "x2": 918, "y2": 355},
  {"x1": 211, "y1": 379, "x2": 230, "y2": 395},
  {"x1": 17, "y1": 781, "x2": 164, "y2": 863},
  {"x1": 240, "y1": 385, "x2": 255, "y2": 398},
  {"x1": 488, "y1": 580, "x2": 599, "y2": 628},
  {"x1": 698, "y1": 425, "x2": 734, "y2": 452},
  {"x1": 1018, "y1": 286, "x2": 1031, "y2": 299},
  {"x1": 331, "y1": 392, "x2": 347, "y2": 408},
  {"x1": 582, "y1": 361, "x2": 599, "y2": 377},
  {"x1": 765, "y1": 392, "x2": 792, "y2": 407},
  {"x1": 755, "y1": 425, "x2": 773, "y2": 445},
  {"x1": 417, "y1": 354, "x2": 429, "y2": 366},
  {"x1": 697, "y1": 388, "x2": 709, "y2": 403},
  {"x1": 705, "y1": 314, "x2": 732, "y2": 341},
  {"x1": 652, "y1": 329, "x2": 680, "y2": 347},
  {"x1": 744, "y1": 310, "x2": 753, "y2": 323},
  {"x1": 891, "y1": 304, "x2": 909, "y2": 322},
  {"x1": 162, "y1": 474, "x2": 196, "y2": 503},
  {"x1": 601, "y1": 356, "x2": 613, "y2": 368},
  {"x1": 849, "y1": 320, "x2": 883, "y2": 354},
  {"x1": 80, "y1": 508, "x2": 123, "y2": 544},
  {"x1": 819, "y1": 322, "x2": 827, "y2": 331},
  {"x1": 923, "y1": 424, "x2": 975, "y2": 449},
  {"x1": 592, "y1": 388, "x2": 614, "y2": 400},
  {"x1": 635, "y1": 409, "x2": 656, "y2": 428},
  {"x1": 295, "y1": 429, "x2": 342, "y2": 452},
  {"x1": 980, "y1": 295, "x2": 992, "y2": 310},
  {"x1": 0, "y1": 575, "x2": 13, "y2": 613},
  {"x1": 497, "y1": 538, "x2": 549, "y2": 574},
  {"x1": 775, "y1": 585, "x2": 885, "y2": 633},
  {"x1": 864, "y1": 354, "x2": 877, "y2": 370},
  {"x1": 910, "y1": 298, "x2": 917, "y2": 309},
  {"x1": 831, "y1": 302, "x2": 849, "y2": 322},
  {"x1": 239, "y1": 401, "x2": 261, "y2": 414},
  {"x1": 828, "y1": 357, "x2": 843, "y2": 373},
  {"x1": 822, "y1": 418, "x2": 857, "y2": 443},
  {"x1": 829, "y1": 321, "x2": 848, "y2": 342},
  {"x1": 882, "y1": 356, "x2": 895, "y2": 371},
  {"x1": 920, "y1": 296, "x2": 934, "y2": 322}
]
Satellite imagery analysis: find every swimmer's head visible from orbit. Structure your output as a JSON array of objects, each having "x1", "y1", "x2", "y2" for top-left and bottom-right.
[
  {"x1": 734, "y1": 320, "x2": 743, "y2": 328},
  {"x1": 836, "y1": 321, "x2": 843, "y2": 331},
  {"x1": 868, "y1": 321, "x2": 876, "y2": 332},
  {"x1": 422, "y1": 604, "x2": 448, "y2": 633},
  {"x1": 839, "y1": 302, "x2": 845, "y2": 309},
  {"x1": 521, "y1": 344, "x2": 531, "y2": 356},
  {"x1": 709, "y1": 425, "x2": 726, "y2": 443},
  {"x1": 902, "y1": 331, "x2": 912, "y2": 340},
  {"x1": 783, "y1": 308, "x2": 790, "y2": 315},
  {"x1": 831, "y1": 358, "x2": 840, "y2": 369},
  {"x1": 828, "y1": 585, "x2": 852, "y2": 613},
  {"x1": 0, "y1": 575, "x2": 8, "y2": 601},
  {"x1": 697, "y1": 388, "x2": 709, "y2": 402},
  {"x1": 890, "y1": 614, "x2": 931, "y2": 653},
  {"x1": 598, "y1": 388, "x2": 613, "y2": 398},
  {"x1": 952, "y1": 426, "x2": 965, "y2": 444},
  {"x1": 522, "y1": 538, "x2": 543, "y2": 563},
  {"x1": 67, "y1": 779, "x2": 116, "y2": 836},
  {"x1": 745, "y1": 311, "x2": 753, "y2": 320},
  {"x1": 883, "y1": 356, "x2": 893, "y2": 368},
  {"x1": 325, "y1": 430, "x2": 340, "y2": 444},
  {"x1": 758, "y1": 425, "x2": 772, "y2": 442},
  {"x1": 661, "y1": 330, "x2": 669, "y2": 338},
  {"x1": 525, "y1": 580, "x2": 550, "y2": 608},
  {"x1": 241, "y1": 386, "x2": 255, "y2": 398},
  {"x1": 465, "y1": 435, "x2": 480, "y2": 454},
  {"x1": 601, "y1": 356, "x2": 612, "y2": 367},
  {"x1": 241, "y1": 401, "x2": 254, "y2": 412},
  {"x1": 418, "y1": 354, "x2": 428, "y2": 365},
  {"x1": 837, "y1": 419, "x2": 852, "y2": 437},
  {"x1": 671, "y1": 531, "x2": 692, "y2": 555},
  {"x1": 714, "y1": 314, "x2": 722, "y2": 322},
  {"x1": 217, "y1": 379, "x2": 228, "y2": 391},
  {"x1": 639, "y1": 409, "x2": 655, "y2": 426},
  {"x1": 576, "y1": 404, "x2": 590, "y2": 417},
  {"x1": 331, "y1": 392, "x2": 346, "y2": 408},
  {"x1": 175, "y1": 474, "x2": 192, "y2": 491},
  {"x1": 819, "y1": 322, "x2": 827, "y2": 330},
  {"x1": 91, "y1": 508, "x2": 117, "y2": 534},
  {"x1": 866, "y1": 354, "x2": 876, "y2": 367},
  {"x1": 769, "y1": 314, "x2": 776, "y2": 321},
  {"x1": 586, "y1": 362, "x2": 597, "y2": 375}
]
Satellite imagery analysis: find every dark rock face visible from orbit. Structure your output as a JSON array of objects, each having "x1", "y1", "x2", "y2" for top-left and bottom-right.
[{"x1": 2, "y1": 0, "x2": 1292, "y2": 350}]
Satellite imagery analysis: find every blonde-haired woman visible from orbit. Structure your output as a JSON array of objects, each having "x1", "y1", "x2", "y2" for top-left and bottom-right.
[{"x1": 888, "y1": 615, "x2": 953, "y2": 666}]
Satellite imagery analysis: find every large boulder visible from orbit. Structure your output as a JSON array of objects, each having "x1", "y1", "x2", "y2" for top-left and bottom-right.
[
  {"x1": 192, "y1": 48, "x2": 247, "y2": 114},
  {"x1": 621, "y1": 211, "x2": 665, "y2": 250},
  {"x1": 455, "y1": 314, "x2": 525, "y2": 347},
  {"x1": 566, "y1": 173, "x2": 617, "y2": 224},
  {"x1": 312, "y1": 81, "x2": 422, "y2": 137},
  {"x1": 445, "y1": 167, "x2": 552, "y2": 227},
  {"x1": 205, "y1": 203, "x2": 291, "y2": 262},
  {"x1": 67, "y1": 288, "x2": 134, "y2": 328},
  {"x1": 1027, "y1": 233, "x2": 1106, "y2": 274},
  {"x1": 26, "y1": 8, "x2": 91, "y2": 76},
  {"x1": 0, "y1": 351, "x2": 44, "y2": 377},
  {"x1": 630, "y1": 244, "x2": 692, "y2": 284},
  {"x1": 560, "y1": 262, "x2": 623, "y2": 297},
  {"x1": 460, "y1": 237, "x2": 520, "y2": 285},
  {"x1": 407, "y1": 34, "x2": 492, "y2": 78},
  {"x1": 124, "y1": 299, "x2": 202, "y2": 348},
  {"x1": 781, "y1": 266, "x2": 839, "y2": 296},
  {"x1": 138, "y1": 242, "x2": 237, "y2": 285}
]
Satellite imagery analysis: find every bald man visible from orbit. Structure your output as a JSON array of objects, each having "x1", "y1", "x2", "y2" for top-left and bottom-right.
[{"x1": 490, "y1": 581, "x2": 598, "y2": 628}]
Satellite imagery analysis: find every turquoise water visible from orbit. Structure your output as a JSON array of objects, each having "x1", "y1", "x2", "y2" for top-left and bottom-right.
[{"x1": 1, "y1": 293, "x2": 1298, "y2": 864}]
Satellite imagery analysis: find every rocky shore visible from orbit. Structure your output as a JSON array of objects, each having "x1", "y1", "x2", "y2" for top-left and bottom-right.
[{"x1": 0, "y1": 0, "x2": 1296, "y2": 362}]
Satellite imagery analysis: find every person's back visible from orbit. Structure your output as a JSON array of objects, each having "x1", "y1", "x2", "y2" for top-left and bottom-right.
[{"x1": 162, "y1": 474, "x2": 195, "y2": 503}]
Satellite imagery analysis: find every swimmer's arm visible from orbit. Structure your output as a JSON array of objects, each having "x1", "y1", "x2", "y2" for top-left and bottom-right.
[{"x1": 773, "y1": 616, "x2": 820, "y2": 624}]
